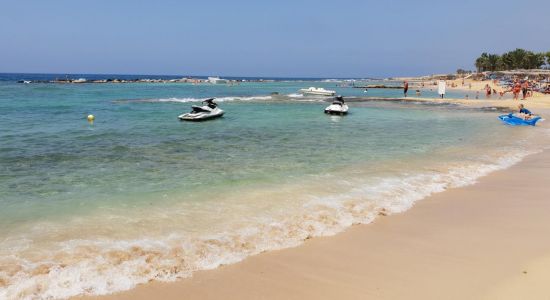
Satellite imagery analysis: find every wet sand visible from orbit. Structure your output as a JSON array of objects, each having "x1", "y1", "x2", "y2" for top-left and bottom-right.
[
  {"x1": 83, "y1": 148, "x2": 550, "y2": 300},
  {"x1": 348, "y1": 94, "x2": 550, "y2": 110}
]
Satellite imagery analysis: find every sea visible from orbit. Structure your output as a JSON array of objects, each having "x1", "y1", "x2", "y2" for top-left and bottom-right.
[{"x1": 0, "y1": 73, "x2": 547, "y2": 299}]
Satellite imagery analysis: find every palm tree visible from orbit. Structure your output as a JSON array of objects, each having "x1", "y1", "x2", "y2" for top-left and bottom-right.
[
  {"x1": 487, "y1": 54, "x2": 501, "y2": 71},
  {"x1": 474, "y1": 49, "x2": 550, "y2": 71},
  {"x1": 507, "y1": 48, "x2": 527, "y2": 69},
  {"x1": 523, "y1": 52, "x2": 545, "y2": 69},
  {"x1": 500, "y1": 52, "x2": 514, "y2": 70},
  {"x1": 475, "y1": 53, "x2": 489, "y2": 72}
]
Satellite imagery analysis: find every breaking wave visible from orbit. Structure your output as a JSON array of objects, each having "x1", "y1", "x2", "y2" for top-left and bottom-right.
[
  {"x1": 114, "y1": 95, "x2": 274, "y2": 104},
  {"x1": 0, "y1": 148, "x2": 539, "y2": 299},
  {"x1": 113, "y1": 93, "x2": 337, "y2": 104}
]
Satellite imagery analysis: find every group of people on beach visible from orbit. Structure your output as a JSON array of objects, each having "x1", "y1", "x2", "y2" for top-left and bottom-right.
[
  {"x1": 484, "y1": 84, "x2": 498, "y2": 98},
  {"x1": 400, "y1": 78, "x2": 538, "y2": 121},
  {"x1": 511, "y1": 80, "x2": 531, "y2": 100},
  {"x1": 401, "y1": 76, "x2": 547, "y2": 103},
  {"x1": 481, "y1": 80, "x2": 534, "y2": 101},
  {"x1": 496, "y1": 79, "x2": 535, "y2": 100}
]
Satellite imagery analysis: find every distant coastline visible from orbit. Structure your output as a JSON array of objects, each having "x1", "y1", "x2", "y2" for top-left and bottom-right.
[{"x1": 0, "y1": 72, "x2": 382, "y2": 83}]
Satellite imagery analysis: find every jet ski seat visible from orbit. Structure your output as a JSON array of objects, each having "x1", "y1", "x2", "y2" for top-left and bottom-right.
[{"x1": 191, "y1": 106, "x2": 210, "y2": 113}]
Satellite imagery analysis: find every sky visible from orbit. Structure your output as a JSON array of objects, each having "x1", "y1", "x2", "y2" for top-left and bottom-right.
[{"x1": 0, "y1": 0, "x2": 549, "y2": 78}]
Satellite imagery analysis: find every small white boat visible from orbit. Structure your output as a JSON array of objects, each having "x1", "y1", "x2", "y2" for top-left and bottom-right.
[
  {"x1": 298, "y1": 87, "x2": 336, "y2": 96},
  {"x1": 324, "y1": 96, "x2": 348, "y2": 115},
  {"x1": 178, "y1": 98, "x2": 224, "y2": 121},
  {"x1": 208, "y1": 76, "x2": 228, "y2": 84}
]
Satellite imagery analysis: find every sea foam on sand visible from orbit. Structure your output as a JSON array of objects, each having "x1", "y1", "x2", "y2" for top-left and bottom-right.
[{"x1": 0, "y1": 147, "x2": 539, "y2": 300}]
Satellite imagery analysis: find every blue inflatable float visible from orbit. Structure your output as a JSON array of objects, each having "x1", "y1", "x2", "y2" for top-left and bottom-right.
[{"x1": 498, "y1": 114, "x2": 541, "y2": 126}]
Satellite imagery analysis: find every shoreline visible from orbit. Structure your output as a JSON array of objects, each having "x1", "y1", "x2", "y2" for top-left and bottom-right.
[
  {"x1": 346, "y1": 92, "x2": 550, "y2": 110},
  {"x1": 82, "y1": 147, "x2": 550, "y2": 299}
]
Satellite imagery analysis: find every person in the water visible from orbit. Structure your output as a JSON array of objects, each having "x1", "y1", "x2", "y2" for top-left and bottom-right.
[{"x1": 518, "y1": 104, "x2": 533, "y2": 120}]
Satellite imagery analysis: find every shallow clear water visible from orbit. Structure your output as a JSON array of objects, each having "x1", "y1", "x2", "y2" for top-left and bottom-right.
[{"x1": 0, "y1": 75, "x2": 545, "y2": 299}]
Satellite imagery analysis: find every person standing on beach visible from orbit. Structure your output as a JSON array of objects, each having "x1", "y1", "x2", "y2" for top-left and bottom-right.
[
  {"x1": 485, "y1": 84, "x2": 492, "y2": 98},
  {"x1": 513, "y1": 82, "x2": 521, "y2": 100},
  {"x1": 438, "y1": 80, "x2": 446, "y2": 98},
  {"x1": 403, "y1": 81, "x2": 409, "y2": 97},
  {"x1": 521, "y1": 81, "x2": 529, "y2": 100}
]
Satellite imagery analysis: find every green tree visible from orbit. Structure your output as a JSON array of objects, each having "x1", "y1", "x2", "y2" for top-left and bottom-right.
[
  {"x1": 523, "y1": 52, "x2": 545, "y2": 69},
  {"x1": 475, "y1": 53, "x2": 489, "y2": 72},
  {"x1": 486, "y1": 54, "x2": 501, "y2": 71},
  {"x1": 496, "y1": 56, "x2": 507, "y2": 71},
  {"x1": 506, "y1": 48, "x2": 528, "y2": 69},
  {"x1": 500, "y1": 52, "x2": 514, "y2": 70},
  {"x1": 475, "y1": 49, "x2": 549, "y2": 71}
]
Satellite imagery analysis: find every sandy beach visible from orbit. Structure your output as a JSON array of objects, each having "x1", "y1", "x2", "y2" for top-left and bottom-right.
[
  {"x1": 3, "y1": 1, "x2": 550, "y2": 299},
  {"x1": 82, "y1": 125, "x2": 550, "y2": 300},
  {"x1": 412, "y1": 78, "x2": 550, "y2": 110},
  {"x1": 346, "y1": 77, "x2": 550, "y2": 111}
]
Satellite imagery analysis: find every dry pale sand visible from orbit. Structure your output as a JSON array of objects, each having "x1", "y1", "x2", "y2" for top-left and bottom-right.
[
  {"x1": 82, "y1": 149, "x2": 550, "y2": 300},
  {"x1": 405, "y1": 95, "x2": 550, "y2": 110},
  {"x1": 354, "y1": 77, "x2": 550, "y2": 110},
  {"x1": 392, "y1": 77, "x2": 548, "y2": 109},
  {"x1": 420, "y1": 78, "x2": 550, "y2": 109},
  {"x1": 352, "y1": 93, "x2": 550, "y2": 111}
]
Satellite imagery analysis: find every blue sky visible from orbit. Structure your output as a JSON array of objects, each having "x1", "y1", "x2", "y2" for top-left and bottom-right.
[{"x1": 0, "y1": 0, "x2": 549, "y2": 77}]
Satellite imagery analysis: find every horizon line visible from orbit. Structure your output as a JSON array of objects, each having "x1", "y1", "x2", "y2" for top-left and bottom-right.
[{"x1": 0, "y1": 71, "x2": 449, "y2": 80}]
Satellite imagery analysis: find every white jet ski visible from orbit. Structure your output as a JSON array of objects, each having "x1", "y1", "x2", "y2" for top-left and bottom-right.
[
  {"x1": 324, "y1": 96, "x2": 348, "y2": 115},
  {"x1": 178, "y1": 98, "x2": 224, "y2": 121}
]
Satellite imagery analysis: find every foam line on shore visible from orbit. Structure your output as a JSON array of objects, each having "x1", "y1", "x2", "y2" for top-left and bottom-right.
[{"x1": 0, "y1": 148, "x2": 540, "y2": 299}]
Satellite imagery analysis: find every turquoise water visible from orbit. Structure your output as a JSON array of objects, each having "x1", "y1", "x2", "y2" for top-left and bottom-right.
[{"x1": 0, "y1": 77, "x2": 544, "y2": 299}]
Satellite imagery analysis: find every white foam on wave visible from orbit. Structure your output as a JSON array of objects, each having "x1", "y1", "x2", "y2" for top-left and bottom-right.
[
  {"x1": 117, "y1": 94, "x2": 334, "y2": 104},
  {"x1": 0, "y1": 149, "x2": 540, "y2": 300},
  {"x1": 285, "y1": 93, "x2": 330, "y2": 102},
  {"x1": 154, "y1": 95, "x2": 273, "y2": 103},
  {"x1": 155, "y1": 97, "x2": 201, "y2": 103},
  {"x1": 286, "y1": 93, "x2": 304, "y2": 98}
]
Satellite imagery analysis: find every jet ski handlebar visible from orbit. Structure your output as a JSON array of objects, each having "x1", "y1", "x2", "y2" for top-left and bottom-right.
[{"x1": 202, "y1": 98, "x2": 217, "y2": 108}]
